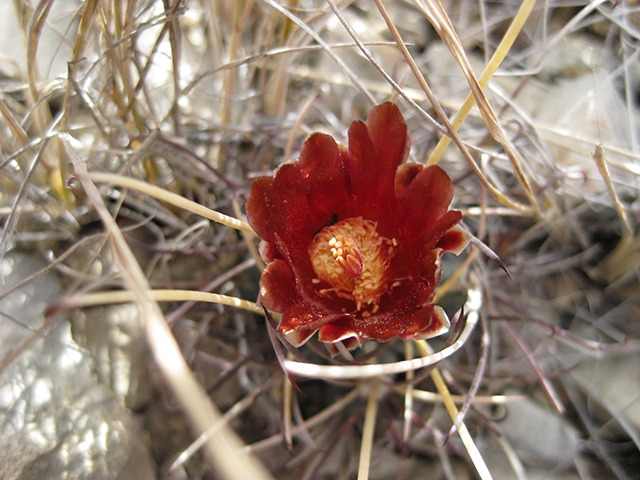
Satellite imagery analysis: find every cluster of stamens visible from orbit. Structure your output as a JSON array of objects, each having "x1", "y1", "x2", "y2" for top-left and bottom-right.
[
  {"x1": 329, "y1": 236, "x2": 363, "y2": 277},
  {"x1": 308, "y1": 217, "x2": 396, "y2": 315}
]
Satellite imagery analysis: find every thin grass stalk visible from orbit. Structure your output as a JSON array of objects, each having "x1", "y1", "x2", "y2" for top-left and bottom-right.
[
  {"x1": 163, "y1": 0, "x2": 184, "y2": 136},
  {"x1": 261, "y1": 0, "x2": 376, "y2": 106},
  {"x1": 426, "y1": 0, "x2": 538, "y2": 166},
  {"x1": 66, "y1": 142, "x2": 274, "y2": 480},
  {"x1": 283, "y1": 359, "x2": 294, "y2": 451},
  {"x1": 433, "y1": 426, "x2": 456, "y2": 480},
  {"x1": 25, "y1": 0, "x2": 65, "y2": 200},
  {"x1": 496, "y1": 433, "x2": 528, "y2": 480},
  {"x1": 0, "y1": 97, "x2": 30, "y2": 146},
  {"x1": 246, "y1": 387, "x2": 361, "y2": 452},
  {"x1": 26, "y1": 0, "x2": 54, "y2": 137},
  {"x1": 412, "y1": 0, "x2": 540, "y2": 216},
  {"x1": 500, "y1": 320, "x2": 566, "y2": 414},
  {"x1": 221, "y1": 0, "x2": 244, "y2": 125},
  {"x1": 58, "y1": 0, "x2": 99, "y2": 202},
  {"x1": 402, "y1": 388, "x2": 526, "y2": 405},
  {"x1": 50, "y1": 289, "x2": 264, "y2": 315},
  {"x1": 357, "y1": 385, "x2": 379, "y2": 480},
  {"x1": 0, "y1": 137, "x2": 52, "y2": 257},
  {"x1": 592, "y1": 144, "x2": 633, "y2": 238},
  {"x1": 372, "y1": 0, "x2": 534, "y2": 215},
  {"x1": 414, "y1": 342, "x2": 493, "y2": 480},
  {"x1": 169, "y1": 374, "x2": 281, "y2": 473},
  {"x1": 86, "y1": 172, "x2": 255, "y2": 234},
  {"x1": 446, "y1": 311, "x2": 489, "y2": 442},
  {"x1": 403, "y1": 341, "x2": 415, "y2": 445},
  {"x1": 263, "y1": 0, "x2": 294, "y2": 117}
]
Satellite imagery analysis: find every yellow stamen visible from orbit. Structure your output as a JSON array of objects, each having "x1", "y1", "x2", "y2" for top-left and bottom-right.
[{"x1": 308, "y1": 217, "x2": 395, "y2": 311}]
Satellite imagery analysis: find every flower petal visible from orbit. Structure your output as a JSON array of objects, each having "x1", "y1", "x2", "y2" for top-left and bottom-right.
[
  {"x1": 365, "y1": 102, "x2": 410, "y2": 166},
  {"x1": 406, "y1": 305, "x2": 451, "y2": 340},
  {"x1": 248, "y1": 103, "x2": 467, "y2": 350},
  {"x1": 396, "y1": 165, "x2": 454, "y2": 238},
  {"x1": 317, "y1": 318, "x2": 361, "y2": 344},
  {"x1": 420, "y1": 210, "x2": 463, "y2": 251},
  {"x1": 259, "y1": 259, "x2": 298, "y2": 313},
  {"x1": 279, "y1": 304, "x2": 349, "y2": 347},
  {"x1": 317, "y1": 303, "x2": 449, "y2": 344},
  {"x1": 436, "y1": 224, "x2": 470, "y2": 255},
  {"x1": 345, "y1": 103, "x2": 409, "y2": 225},
  {"x1": 245, "y1": 176, "x2": 276, "y2": 242},
  {"x1": 247, "y1": 133, "x2": 350, "y2": 244}
]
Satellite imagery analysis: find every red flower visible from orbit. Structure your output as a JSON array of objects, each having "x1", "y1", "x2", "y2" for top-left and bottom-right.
[{"x1": 246, "y1": 103, "x2": 469, "y2": 349}]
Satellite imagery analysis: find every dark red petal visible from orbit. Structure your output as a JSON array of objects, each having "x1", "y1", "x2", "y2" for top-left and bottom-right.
[
  {"x1": 276, "y1": 133, "x2": 349, "y2": 234},
  {"x1": 318, "y1": 302, "x2": 449, "y2": 344},
  {"x1": 365, "y1": 102, "x2": 410, "y2": 167},
  {"x1": 345, "y1": 103, "x2": 409, "y2": 225},
  {"x1": 394, "y1": 162, "x2": 423, "y2": 197},
  {"x1": 347, "y1": 120, "x2": 378, "y2": 196},
  {"x1": 399, "y1": 305, "x2": 450, "y2": 340},
  {"x1": 246, "y1": 176, "x2": 276, "y2": 242},
  {"x1": 420, "y1": 210, "x2": 463, "y2": 251},
  {"x1": 435, "y1": 225, "x2": 470, "y2": 255},
  {"x1": 278, "y1": 305, "x2": 348, "y2": 347},
  {"x1": 259, "y1": 259, "x2": 298, "y2": 313},
  {"x1": 278, "y1": 304, "x2": 320, "y2": 334},
  {"x1": 396, "y1": 165, "x2": 454, "y2": 238},
  {"x1": 249, "y1": 133, "x2": 351, "y2": 245},
  {"x1": 414, "y1": 248, "x2": 443, "y2": 303},
  {"x1": 258, "y1": 241, "x2": 282, "y2": 263},
  {"x1": 282, "y1": 327, "x2": 316, "y2": 348},
  {"x1": 317, "y1": 317, "x2": 361, "y2": 344},
  {"x1": 278, "y1": 304, "x2": 319, "y2": 347}
]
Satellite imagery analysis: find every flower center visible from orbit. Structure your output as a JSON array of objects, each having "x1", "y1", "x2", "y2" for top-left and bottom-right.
[{"x1": 308, "y1": 217, "x2": 396, "y2": 312}]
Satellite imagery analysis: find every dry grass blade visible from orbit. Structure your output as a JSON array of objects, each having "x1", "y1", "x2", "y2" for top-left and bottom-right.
[
  {"x1": 261, "y1": 0, "x2": 376, "y2": 106},
  {"x1": 0, "y1": 137, "x2": 52, "y2": 258},
  {"x1": 415, "y1": 289, "x2": 494, "y2": 480},
  {"x1": 495, "y1": 433, "x2": 528, "y2": 480},
  {"x1": 501, "y1": 320, "x2": 566, "y2": 415},
  {"x1": 412, "y1": 0, "x2": 540, "y2": 216},
  {"x1": 87, "y1": 172, "x2": 255, "y2": 234},
  {"x1": 0, "y1": 96, "x2": 29, "y2": 146},
  {"x1": 49, "y1": 289, "x2": 264, "y2": 315},
  {"x1": 373, "y1": 0, "x2": 535, "y2": 215},
  {"x1": 445, "y1": 312, "x2": 489, "y2": 443},
  {"x1": 169, "y1": 374, "x2": 281, "y2": 473},
  {"x1": 592, "y1": 144, "x2": 640, "y2": 284},
  {"x1": 593, "y1": 145, "x2": 633, "y2": 237},
  {"x1": 247, "y1": 387, "x2": 361, "y2": 452},
  {"x1": 358, "y1": 385, "x2": 380, "y2": 480},
  {"x1": 426, "y1": 0, "x2": 538, "y2": 166},
  {"x1": 416, "y1": 340, "x2": 493, "y2": 480},
  {"x1": 65, "y1": 141, "x2": 274, "y2": 480},
  {"x1": 404, "y1": 389, "x2": 527, "y2": 405},
  {"x1": 403, "y1": 340, "x2": 415, "y2": 445},
  {"x1": 61, "y1": 0, "x2": 98, "y2": 120}
]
